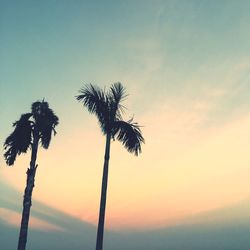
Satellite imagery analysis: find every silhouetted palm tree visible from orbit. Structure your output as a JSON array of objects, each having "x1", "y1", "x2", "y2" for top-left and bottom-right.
[
  {"x1": 3, "y1": 100, "x2": 59, "y2": 250},
  {"x1": 76, "y1": 83, "x2": 144, "y2": 250}
]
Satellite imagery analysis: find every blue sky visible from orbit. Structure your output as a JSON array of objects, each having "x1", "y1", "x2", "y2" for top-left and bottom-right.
[{"x1": 1, "y1": 0, "x2": 250, "y2": 126}]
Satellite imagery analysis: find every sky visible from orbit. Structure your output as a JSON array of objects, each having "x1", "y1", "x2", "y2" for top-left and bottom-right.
[{"x1": 1, "y1": 0, "x2": 250, "y2": 249}]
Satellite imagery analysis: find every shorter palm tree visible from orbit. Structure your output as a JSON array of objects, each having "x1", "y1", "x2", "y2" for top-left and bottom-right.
[
  {"x1": 3, "y1": 100, "x2": 59, "y2": 250},
  {"x1": 76, "y1": 82, "x2": 144, "y2": 250}
]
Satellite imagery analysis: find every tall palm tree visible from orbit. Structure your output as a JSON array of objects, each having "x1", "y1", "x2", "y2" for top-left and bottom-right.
[
  {"x1": 3, "y1": 100, "x2": 59, "y2": 250},
  {"x1": 76, "y1": 82, "x2": 144, "y2": 250}
]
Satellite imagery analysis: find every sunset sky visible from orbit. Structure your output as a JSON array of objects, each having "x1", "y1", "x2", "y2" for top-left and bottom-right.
[{"x1": 1, "y1": 1, "x2": 250, "y2": 249}]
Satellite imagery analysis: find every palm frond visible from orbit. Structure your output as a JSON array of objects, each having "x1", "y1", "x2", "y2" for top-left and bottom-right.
[
  {"x1": 31, "y1": 101, "x2": 49, "y2": 122},
  {"x1": 4, "y1": 113, "x2": 33, "y2": 166},
  {"x1": 76, "y1": 84, "x2": 110, "y2": 133},
  {"x1": 32, "y1": 100, "x2": 59, "y2": 149},
  {"x1": 112, "y1": 119, "x2": 144, "y2": 156},
  {"x1": 109, "y1": 82, "x2": 127, "y2": 121},
  {"x1": 110, "y1": 82, "x2": 126, "y2": 104}
]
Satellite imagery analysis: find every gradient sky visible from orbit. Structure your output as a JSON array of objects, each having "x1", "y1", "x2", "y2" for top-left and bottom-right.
[{"x1": 1, "y1": 0, "x2": 250, "y2": 248}]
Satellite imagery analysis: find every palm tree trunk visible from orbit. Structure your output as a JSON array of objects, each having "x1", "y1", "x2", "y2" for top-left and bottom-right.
[
  {"x1": 96, "y1": 133, "x2": 111, "y2": 250},
  {"x1": 17, "y1": 131, "x2": 39, "y2": 250}
]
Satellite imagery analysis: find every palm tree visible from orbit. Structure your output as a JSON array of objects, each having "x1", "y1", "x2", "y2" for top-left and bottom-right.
[
  {"x1": 76, "y1": 82, "x2": 144, "y2": 250},
  {"x1": 3, "y1": 100, "x2": 59, "y2": 250}
]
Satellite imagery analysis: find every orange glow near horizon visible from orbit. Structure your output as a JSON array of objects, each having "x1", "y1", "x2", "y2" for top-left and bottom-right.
[{"x1": 2, "y1": 106, "x2": 250, "y2": 231}]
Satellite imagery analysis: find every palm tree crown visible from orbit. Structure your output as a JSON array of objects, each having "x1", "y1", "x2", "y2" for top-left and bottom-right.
[
  {"x1": 4, "y1": 100, "x2": 59, "y2": 166},
  {"x1": 76, "y1": 82, "x2": 144, "y2": 154}
]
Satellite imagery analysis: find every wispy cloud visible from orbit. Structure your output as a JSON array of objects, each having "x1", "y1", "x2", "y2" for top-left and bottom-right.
[{"x1": 0, "y1": 208, "x2": 64, "y2": 232}]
